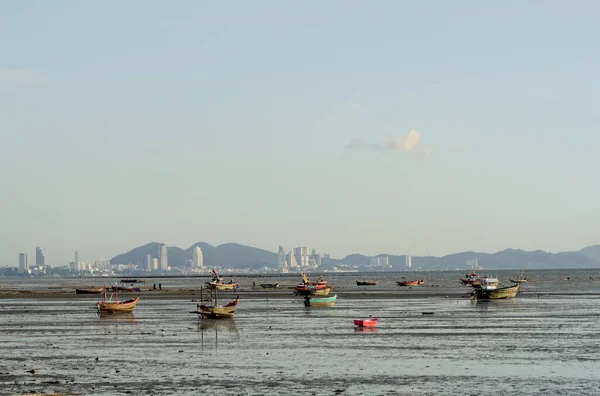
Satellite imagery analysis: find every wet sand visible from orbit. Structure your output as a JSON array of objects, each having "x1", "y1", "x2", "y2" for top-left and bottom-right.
[{"x1": 3, "y1": 271, "x2": 600, "y2": 395}]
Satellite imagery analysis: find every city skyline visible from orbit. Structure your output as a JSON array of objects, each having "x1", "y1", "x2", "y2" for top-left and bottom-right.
[{"x1": 2, "y1": 2, "x2": 600, "y2": 266}]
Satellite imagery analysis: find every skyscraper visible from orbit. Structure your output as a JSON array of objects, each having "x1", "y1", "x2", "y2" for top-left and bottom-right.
[
  {"x1": 74, "y1": 250, "x2": 80, "y2": 266},
  {"x1": 277, "y1": 246, "x2": 286, "y2": 269},
  {"x1": 159, "y1": 244, "x2": 168, "y2": 270},
  {"x1": 193, "y1": 246, "x2": 204, "y2": 268},
  {"x1": 152, "y1": 258, "x2": 159, "y2": 271},
  {"x1": 405, "y1": 255, "x2": 412, "y2": 269},
  {"x1": 35, "y1": 247, "x2": 45, "y2": 267},
  {"x1": 145, "y1": 254, "x2": 152, "y2": 272},
  {"x1": 287, "y1": 251, "x2": 297, "y2": 268},
  {"x1": 294, "y1": 247, "x2": 310, "y2": 268},
  {"x1": 19, "y1": 253, "x2": 28, "y2": 273}
]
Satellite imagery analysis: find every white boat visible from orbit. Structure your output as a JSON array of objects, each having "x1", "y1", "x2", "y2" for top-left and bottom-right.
[{"x1": 479, "y1": 276, "x2": 499, "y2": 291}]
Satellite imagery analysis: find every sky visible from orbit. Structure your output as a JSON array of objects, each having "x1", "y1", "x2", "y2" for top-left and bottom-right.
[{"x1": 1, "y1": 1, "x2": 600, "y2": 266}]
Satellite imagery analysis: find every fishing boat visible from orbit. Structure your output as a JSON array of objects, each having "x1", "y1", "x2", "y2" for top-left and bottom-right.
[
  {"x1": 110, "y1": 285, "x2": 141, "y2": 292},
  {"x1": 509, "y1": 270, "x2": 527, "y2": 283},
  {"x1": 397, "y1": 279, "x2": 424, "y2": 286},
  {"x1": 473, "y1": 283, "x2": 521, "y2": 300},
  {"x1": 206, "y1": 269, "x2": 238, "y2": 290},
  {"x1": 356, "y1": 280, "x2": 377, "y2": 286},
  {"x1": 75, "y1": 287, "x2": 103, "y2": 294},
  {"x1": 509, "y1": 277, "x2": 527, "y2": 284},
  {"x1": 303, "y1": 294, "x2": 337, "y2": 307},
  {"x1": 460, "y1": 273, "x2": 480, "y2": 285},
  {"x1": 96, "y1": 286, "x2": 139, "y2": 314},
  {"x1": 354, "y1": 318, "x2": 378, "y2": 327},
  {"x1": 194, "y1": 287, "x2": 239, "y2": 319},
  {"x1": 260, "y1": 283, "x2": 279, "y2": 288},
  {"x1": 296, "y1": 273, "x2": 330, "y2": 295},
  {"x1": 472, "y1": 276, "x2": 499, "y2": 290},
  {"x1": 120, "y1": 278, "x2": 145, "y2": 283}
]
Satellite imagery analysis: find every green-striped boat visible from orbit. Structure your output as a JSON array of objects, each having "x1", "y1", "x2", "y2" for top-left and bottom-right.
[{"x1": 303, "y1": 294, "x2": 337, "y2": 307}]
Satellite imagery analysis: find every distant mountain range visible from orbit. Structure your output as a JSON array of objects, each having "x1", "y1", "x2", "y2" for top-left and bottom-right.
[{"x1": 110, "y1": 242, "x2": 600, "y2": 270}]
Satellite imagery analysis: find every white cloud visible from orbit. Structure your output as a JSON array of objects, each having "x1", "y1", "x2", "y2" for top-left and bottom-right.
[
  {"x1": 0, "y1": 69, "x2": 41, "y2": 83},
  {"x1": 382, "y1": 129, "x2": 421, "y2": 153},
  {"x1": 347, "y1": 129, "x2": 431, "y2": 156}
]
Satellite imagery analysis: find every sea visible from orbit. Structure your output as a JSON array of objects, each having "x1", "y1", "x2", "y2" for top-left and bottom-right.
[{"x1": 1, "y1": 269, "x2": 600, "y2": 395}]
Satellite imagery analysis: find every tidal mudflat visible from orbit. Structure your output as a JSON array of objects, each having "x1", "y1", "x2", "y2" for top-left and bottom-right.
[{"x1": 2, "y1": 288, "x2": 600, "y2": 395}]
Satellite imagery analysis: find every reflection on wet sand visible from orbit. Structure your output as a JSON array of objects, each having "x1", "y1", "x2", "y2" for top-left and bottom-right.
[
  {"x1": 354, "y1": 327, "x2": 378, "y2": 333},
  {"x1": 472, "y1": 298, "x2": 521, "y2": 313},
  {"x1": 197, "y1": 319, "x2": 239, "y2": 350},
  {"x1": 97, "y1": 312, "x2": 138, "y2": 322}
]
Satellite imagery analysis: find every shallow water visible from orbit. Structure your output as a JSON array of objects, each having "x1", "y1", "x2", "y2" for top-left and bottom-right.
[{"x1": 2, "y1": 287, "x2": 600, "y2": 395}]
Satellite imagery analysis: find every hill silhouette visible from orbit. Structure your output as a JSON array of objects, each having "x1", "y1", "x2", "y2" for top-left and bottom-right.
[{"x1": 110, "y1": 242, "x2": 600, "y2": 270}]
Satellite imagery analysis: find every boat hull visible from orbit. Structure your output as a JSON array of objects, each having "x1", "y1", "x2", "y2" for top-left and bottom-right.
[
  {"x1": 260, "y1": 283, "x2": 279, "y2": 288},
  {"x1": 297, "y1": 287, "x2": 331, "y2": 296},
  {"x1": 197, "y1": 297, "x2": 239, "y2": 319},
  {"x1": 76, "y1": 288, "x2": 103, "y2": 294},
  {"x1": 397, "y1": 280, "x2": 423, "y2": 286},
  {"x1": 304, "y1": 295, "x2": 337, "y2": 307},
  {"x1": 475, "y1": 284, "x2": 520, "y2": 300},
  {"x1": 354, "y1": 318, "x2": 378, "y2": 327},
  {"x1": 96, "y1": 297, "x2": 139, "y2": 314},
  {"x1": 356, "y1": 281, "x2": 377, "y2": 286}
]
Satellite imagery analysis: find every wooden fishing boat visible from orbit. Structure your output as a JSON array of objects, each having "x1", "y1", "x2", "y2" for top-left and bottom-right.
[
  {"x1": 509, "y1": 270, "x2": 527, "y2": 284},
  {"x1": 354, "y1": 318, "x2": 378, "y2": 327},
  {"x1": 75, "y1": 287, "x2": 103, "y2": 294},
  {"x1": 96, "y1": 287, "x2": 139, "y2": 314},
  {"x1": 472, "y1": 276, "x2": 499, "y2": 290},
  {"x1": 296, "y1": 273, "x2": 330, "y2": 295},
  {"x1": 197, "y1": 297, "x2": 239, "y2": 319},
  {"x1": 397, "y1": 279, "x2": 424, "y2": 286},
  {"x1": 206, "y1": 269, "x2": 238, "y2": 290},
  {"x1": 297, "y1": 286, "x2": 331, "y2": 296},
  {"x1": 303, "y1": 294, "x2": 337, "y2": 307},
  {"x1": 260, "y1": 283, "x2": 279, "y2": 288},
  {"x1": 356, "y1": 280, "x2": 377, "y2": 286},
  {"x1": 120, "y1": 278, "x2": 145, "y2": 283},
  {"x1": 194, "y1": 286, "x2": 239, "y2": 319},
  {"x1": 460, "y1": 273, "x2": 480, "y2": 285},
  {"x1": 473, "y1": 283, "x2": 520, "y2": 300},
  {"x1": 111, "y1": 285, "x2": 141, "y2": 292}
]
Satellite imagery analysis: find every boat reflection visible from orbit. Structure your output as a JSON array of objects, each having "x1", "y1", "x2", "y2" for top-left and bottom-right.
[
  {"x1": 197, "y1": 319, "x2": 239, "y2": 350},
  {"x1": 97, "y1": 312, "x2": 138, "y2": 323},
  {"x1": 472, "y1": 298, "x2": 521, "y2": 313},
  {"x1": 354, "y1": 327, "x2": 378, "y2": 333}
]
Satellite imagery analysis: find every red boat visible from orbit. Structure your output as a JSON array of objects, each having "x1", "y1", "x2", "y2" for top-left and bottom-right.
[
  {"x1": 295, "y1": 273, "x2": 329, "y2": 294},
  {"x1": 354, "y1": 318, "x2": 378, "y2": 327},
  {"x1": 460, "y1": 273, "x2": 480, "y2": 285},
  {"x1": 397, "y1": 279, "x2": 424, "y2": 286}
]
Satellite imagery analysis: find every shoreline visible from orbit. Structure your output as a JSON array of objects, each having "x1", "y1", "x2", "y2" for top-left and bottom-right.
[{"x1": 1, "y1": 287, "x2": 598, "y2": 300}]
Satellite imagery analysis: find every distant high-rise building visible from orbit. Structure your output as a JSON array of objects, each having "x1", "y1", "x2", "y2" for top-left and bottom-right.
[
  {"x1": 145, "y1": 255, "x2": 152, "y2": 272},
  {"x1": 35, "y1": 247, "x2": 45, "y2": 267},
  {"x1": 193, "y1": 246, "x2": 204, "y2": 268},
  {"x1": 294, "y1": 247, "x2": 310, "y2": 268},
  {"x1": 287, "y1": 252, "x2": 297, "y2": 268},
  {"x1": 19, "y1": 253, "x2": 29, "y2": 273},
  {"x1": 159, "y1": 244, "x2": 168, "y2": 270},
  {"x1": 152, "y1": 258, "x2": 159, "y2": 271},
  {"x1": 371, "y1": 255, "x2": 389, "y2": 267},
  {"x1": 405, "y1": 255, "x2": 412, "y2": 269},
  {"x1": 310, "y1": 251, "x2": 322, "y2": 267},
  {"x1": 74, "y1": 251, "x2": 80, "y2": 266},
  {"x1": 277, "y1": 246, "x2": 286, "y2": 270}
]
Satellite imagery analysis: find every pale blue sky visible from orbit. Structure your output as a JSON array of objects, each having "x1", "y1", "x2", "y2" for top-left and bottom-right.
[{"x1": 1, "y1": 1, "x2": 599, "y2": 266}]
